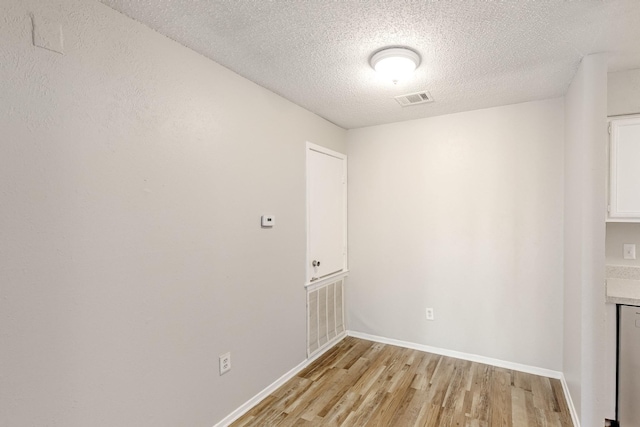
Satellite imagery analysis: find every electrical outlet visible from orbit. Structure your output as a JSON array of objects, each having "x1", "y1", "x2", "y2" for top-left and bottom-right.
[
  {"x1": 219, "y1": 352, "x2": 231, "y2": 375},
  {"x1": 624, "y1": 244, "x2": 636, "y2": 260},
  {"x1": 426, "y1": 308, "x2": 434, "y2": 321}
]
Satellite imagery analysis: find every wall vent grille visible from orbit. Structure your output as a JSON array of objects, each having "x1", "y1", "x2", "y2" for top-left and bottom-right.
[
  {"x1": 395, "y1": 90, "x2": 434, "y2": 107},
  {"x1": 307, "y1": 279, "x2": 345, "y2": 357}
]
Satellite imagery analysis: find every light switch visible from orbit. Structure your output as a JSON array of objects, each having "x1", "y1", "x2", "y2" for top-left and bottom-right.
[
  {"x1": 624, "y1": 244, "x2": 636, "y2": 260},
  {"x1": 261, "y1": 215, "x2": 275, "y2": 227}
]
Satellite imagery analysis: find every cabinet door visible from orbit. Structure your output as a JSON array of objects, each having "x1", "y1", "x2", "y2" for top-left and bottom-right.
[{"x1": 609, "y1": 117, "x2": 640, "y2": 221}]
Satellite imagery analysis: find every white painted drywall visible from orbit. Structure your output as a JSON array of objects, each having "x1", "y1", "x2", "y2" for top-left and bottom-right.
[
  {"x1": 346, "y1": 98, "x2": 564, "y2": 371},
  {"x1": 563, "y1": 59, "x2": 586, "y2": 421},
  {"x1": 606, "y1": 223, "x2": 640, "y2": 266},
  {"x1": 563, "y1": 54, "x2": 608, "y2": 426},
  {"x1": 0, "y1": 1, "x2": 346, "y2": 426},
  {"x1": 608, "y1": 68, "x2": 640, "y2": 116}
]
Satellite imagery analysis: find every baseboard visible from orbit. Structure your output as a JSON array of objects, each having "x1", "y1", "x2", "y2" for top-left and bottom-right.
[
  {"x1": 212, "y1": 331, "x2": 347, "y2": 427},
  {"x1": 559, "y1": 373, "x2": 581, "y2": 427},
  {"x1": 308, "y1": 330, "x2": 347, "y2": 359},
  {"x1": 347, "y1": 330, "x2": 562, "y2": 379}
]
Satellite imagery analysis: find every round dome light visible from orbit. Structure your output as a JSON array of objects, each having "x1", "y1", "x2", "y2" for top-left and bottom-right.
[{"x1": 370, "y1": 47, "x2": 421, "y2": 84}]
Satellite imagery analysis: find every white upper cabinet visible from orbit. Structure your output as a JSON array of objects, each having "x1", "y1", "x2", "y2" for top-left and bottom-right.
[{"x1": 609, "y1": 116, "x2": 640, "y2": 222}]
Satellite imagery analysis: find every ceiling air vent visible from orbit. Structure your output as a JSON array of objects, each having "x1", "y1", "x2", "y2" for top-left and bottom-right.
[{"x1": 394, "y1": 90, "x2": 434, "y2": 107}]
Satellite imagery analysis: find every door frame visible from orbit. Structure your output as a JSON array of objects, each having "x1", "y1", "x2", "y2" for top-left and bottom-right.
[{"x1": 305, "y1": 142, "x2": 348, "y2": 287}]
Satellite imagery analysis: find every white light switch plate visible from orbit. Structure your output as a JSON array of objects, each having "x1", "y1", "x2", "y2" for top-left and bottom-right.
[{"x1": 624, "y1": 244, "x2": 636, "y2": 260}]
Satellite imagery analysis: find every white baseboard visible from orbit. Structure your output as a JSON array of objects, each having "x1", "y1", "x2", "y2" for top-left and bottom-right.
[
  {"x1": 559, "y1": 373, "x2": 581, "y2": 427},
  {"x1": 347, "y1": 330, "x2": 563, "y2": 379},
  {"x1": 212, "y1": 332, "x2": 346, "y2": 427}
]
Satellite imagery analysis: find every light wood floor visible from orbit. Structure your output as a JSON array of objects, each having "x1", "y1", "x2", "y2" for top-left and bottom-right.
[{"x1": 231, "y1": 337, "x2": 573, "y2": 427}]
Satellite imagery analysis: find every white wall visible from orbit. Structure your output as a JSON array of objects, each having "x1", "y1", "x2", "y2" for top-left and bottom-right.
[
  {"x1": 608, "y1": 68, "x2": 640, "y2": 116},
  {"x1": 347, "y1": 98, "x2": 565, "y2": 371},
  {"x1": 606, "y1": 69, "x2": 640, "y2": 267},
  {"x1": 563, "y1": 54, "x2": 608, "y2": 426},
  {"x1": 0, "y1": 1, "x2": 346, "y2": 426},
  {"x1": 606, "y1": 223, "x2": 640, "y2": 266}
]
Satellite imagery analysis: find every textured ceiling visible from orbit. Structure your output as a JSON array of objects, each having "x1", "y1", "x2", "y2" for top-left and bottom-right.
[{"x1": 99, "y1": 0, "x2": 640, "y2": 129}]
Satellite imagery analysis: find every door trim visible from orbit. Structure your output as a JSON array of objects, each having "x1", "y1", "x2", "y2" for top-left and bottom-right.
[
  {"x1": 305, "y1": 270, "x2": 349, "y2": 290},
  {"x1": 305, "y1": 142, "x2": 347, "y2": 287}
]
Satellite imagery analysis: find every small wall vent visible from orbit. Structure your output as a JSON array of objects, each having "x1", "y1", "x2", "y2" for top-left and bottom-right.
[{"x1": 395, "y1": 90, "x2": 434, "y2": 107}]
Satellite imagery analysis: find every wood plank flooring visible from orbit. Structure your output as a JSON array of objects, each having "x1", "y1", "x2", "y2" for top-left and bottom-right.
[{"x1": 231, "y1": 337, "x2": 573, "y2": 427}]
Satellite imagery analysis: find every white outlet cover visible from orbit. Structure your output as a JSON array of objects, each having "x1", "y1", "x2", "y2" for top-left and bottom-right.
[
  {"x1": 219, "y1": 352, "x2": 231, "y2": 375},
  {"x1": 426, "y1": 308, "x2": 434, "y2": 320},
  {"x1": 261, "y1": 215, "x2": 275, "y2": 227},
  {"x1": 624, "y1": 244, "x2": 636, "y2": 260}
]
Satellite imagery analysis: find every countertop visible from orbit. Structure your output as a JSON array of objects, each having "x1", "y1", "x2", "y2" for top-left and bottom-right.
[
  {"x1": 606, "y1": 265, "x2": 640, "y2": 305},
  {"x1": 606, "y1": 278, "x2": 640, "y2": 305}
]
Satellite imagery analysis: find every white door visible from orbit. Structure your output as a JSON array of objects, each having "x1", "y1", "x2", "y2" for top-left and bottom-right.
[{"x1": 307, "y1": 143, "x2": 347, "y2": 283}]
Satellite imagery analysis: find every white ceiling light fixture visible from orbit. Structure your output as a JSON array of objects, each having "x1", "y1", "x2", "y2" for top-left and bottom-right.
[{"x1": 370, "y1": 47, "x2": 421, "y2": 84}]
